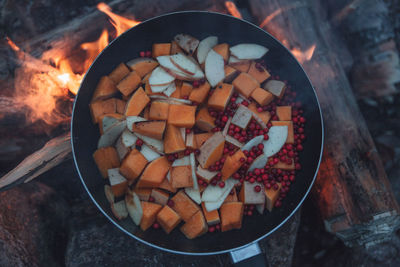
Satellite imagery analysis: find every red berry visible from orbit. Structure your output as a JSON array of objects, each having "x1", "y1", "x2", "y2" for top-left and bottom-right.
[
  {"x1": 240, "y1": 157, "x2": 245, "y2": 163},
  {"x1": 247, "y1": 210, "x2": 253, "y2": 216},
  {"x1": 139, "y1": 51, "x2": 145, "y2": 57},
  {"x1": 247, "y1": 157, "x2": 253, "y2": 163},
  {"x1": 153, "y1": 222, "x2": 160, "y2": 229},
  {"x1": 263, "y1": 134, "x2": 269, "y2": 140},
  {"x1": 167, "y1": 155, "x2": 175, "y2": 162},
  {"x1": 216, "y1": 224, "x2": 221, "y2": 230},
  {"x1": 209, "y1": 226, "x2": 216, "y2": 233},
  {"x1": 218, "y1": 181, "x2": 225, "y2": 188},
  {"x1": 148, "y1": 196, "x2": 155, "y2": 202},
  {"x1": 257, "y1": 107, "x2": 263, "y2": 112},
  {"x1": 167, "y1": 200, "x2": 174, "y2": 207},
  {"x1": 249, "y1": 177, "x2": 255, "y2": 183},
  {"x1": 297, "y1": 144, "x2": 303, "y2": 151},
  {"x1": 295, "y1": 163, "x2": 302, "y2": 170},
  {"x1": 254, "y1": 185, "x2": 261, "y2": 192},
  {"x1": 222, "y1": 115, "x2": 228, "y2": 122},
  {"x1": 136, "y1": 139, "x2": 144, "y2": 146},
  {"x1": 185, "y1": 128, "x2": 191, "y2": 134},
  {"x1": 257, "y1": 143, "x2": 264, "y2": 150},
  {"x1": 273, "y1": 158, "x2": 279, "y2": 164}
]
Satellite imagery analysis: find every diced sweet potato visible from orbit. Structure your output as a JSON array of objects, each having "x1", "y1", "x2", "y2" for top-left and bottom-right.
[
  {"x1": 125, "y1": 87, "x2": 150, "y2": 116},
  {"x1": 232, "y1": 72, "x2": 260, "y2": 98},
  {"x1": 140, "y1": 201, "x2": 162, "y2": 231},
  {"x1": 164, "y1": 124, "x2": 186, "y2": 154},
  {"x1": 276, "y1": 106, "x2": 292, "y2": 121},
  {"x1": 158, "y1": 177, "x2": 177, "y2": 193},
  {"x1": 170, "y1": 41, "x2": 184, "y2": 54},
  {"x1": 152, "y1": 43, "x2": 171, "y2": 58},
  {"x1": 170, "y1": 82, "x2": 181, "y2": 98},
  {"x1": 131, "y1": 121, "x2": 166, "y2": 140},
  {"x1": 90, "y1": 98, "x2": 116, "y2": 123},
  {"x1": 180, "y1": 210, "x2": 208, "y2": 239},
  {"x1": 264, "y1": 80, "x2": 286, "y2": 98},
  {"x1": 213, "y1": 43, "x2": 229, "y2": 62},
  {"x1": 143, "y1": 106, "x2": 150, "y2": 119},
  {"x1": 239, "y1": 181, "x2": 265, "y2": 204},
  {"x1": 250, "y1": 87, "x2": 274, "y2": 106},
  {"x1": 171, "y1": 190, "x2": 200, "y2": 222},
  {"x1": 119, "y1": 149, "x2": 148, "y2": 181},
  {"x1": 128, "y1": 58, "x2": 159, "y2": 78},
  {"x1": 168, "y1": 104, "x2": 196, "y2": 128},
  {"x1": 92, "y1": 76, "x2": 117, "y2": 102},
  {"x1": 117, "y1": 71, "x2": 141, "y2": 96},
  {"x1": 180, "y1": 82, "x2": 193, "y2": 97},
  {"x1": 208, "y1": 83, "x2": 234, "y2": 111},
  {"x1": 189, "y1": 82, "x2": 210, "y2": 104},
  {"x1": 272, "y1": 161, "x2": 295, "y2": 170},
  {"x1": 265, "y1": 183, "x2": 282, "y2": 211},
  {"x1": 93, "y1": 147, "x2": 120, "y2": 178},
  {"x1": 271, "y1": 121, "x2": 294, "y2": 143},
  {"x1": 231, "y1": 61, "x2": 251, "y2": 73},
  {"x1": 115, "y1": 99, "x2": 126, "y2": 114},
  {"x1": 247, "y1": 61, "x2": 271, "y2": 83},
  {"x1": 150, "y1": 188, "x2": 169, "y2": 205},
  {"x1": 149, "y1": 101, "x2": 169, "y2": 120},
  {"x1": 221, "y1": 150, "x2": 246, "y2": 181},
  {"x1": 136, "y1": 157, "x2": 171, "y2": 188},
  {"x1": 220, "y1": 202, "x2": 244, "y2": 232},
  {"x1": 224, "y1": 65, "x2": 239, "y2": 83},
  {"x1": 248, "y1": 103, "x2": 271, "y2": 124},
  {"x1": 224, "y1": 187, "x2": 238, "y2": 203},
  {"x1": 197, "y1": 132, "x2": 225, "y2": 168},
  {"x1": 194, "y1": 133, "x2": 213, "y2": 148},
  {"x1": 134, "y1": 188, "x2": 152, "y2": 201},
  {"x1": 157, "y1": 205, "x2": 182, "y2": 234},
  {"x1": 195, "y1": 107, "x2": 215, "y2": 131},
  {"x1": 111, "y1": 200, "x2": 128, "y2": 220},
  {"x1": 171, "y1": 166, "x2": 193, "y2": 188},
  {"x1": 109, "y1": 63, "x2": 130, "y2": 83},
  {"x1": 108, "y1": 168, "x2": 128, "y2": 197},
  {"x1": 201, "y1": 202, "x2": 220, "y2": 225}
]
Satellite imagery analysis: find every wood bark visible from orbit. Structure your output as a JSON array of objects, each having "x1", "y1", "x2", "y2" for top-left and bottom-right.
[{"x1": 249, "y1": 0, "x2": 400, "y2": 248}]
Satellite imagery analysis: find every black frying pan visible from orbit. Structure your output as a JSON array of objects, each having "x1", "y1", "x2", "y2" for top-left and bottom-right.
[{"x1": 71, "y1": 11, "x2": 323, "y2": 264}]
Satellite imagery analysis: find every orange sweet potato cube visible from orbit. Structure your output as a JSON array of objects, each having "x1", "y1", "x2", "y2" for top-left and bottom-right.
[
  {"x1": 150, "y1": 188, "x2": 170, "y2": 205},
  {"x1": 108, "y1": 63, "x2": 130, "y2": 84},
  {"x1": 90, "y1": 98, "x2": 117, "y2": 123},
  {"x1": 170, "y1": 83, "x2": 181, "y2": 98},
  {"x1": 170, "y1": 41, "x2": 184, "y2": 54},
  {"x1": 220, "y1": 202, "x2": 244, "y2": 232},
  {"x1": 115, "y1": 99, "x2": 126, "y2": 114},
  {"x1": 149, "y1": 101, "x2": 169, "y2": 120},
  {"x1": 124, "y1": 87, "x2": 150, "y2": 116},
  {"x1": 273, "y1": 161, "x2": 295, "y2": 170},
  {"x1": 131, "y1": 121, "x2": 166, "y2": 140},
  {"x1": 180, "y1": 210, "x2": 208, "y2": 239},
  {"x1": 232, "y1": 72, "x2": 260, "y2": 98},
  {"x1": 152, "y1": 43, "x2": 171, "y2": 58},
  {"x1": 197, "y1": 132, "x2": 225, "y2": 169},
  {"x1": 221, "y1": 150, "x2": 246, "y2": 181},
  {"x1": 136, "y1": 157, "x2": 171, "y2": 188},
  {"x1": 171, "y1": 190, "x2": 200, "y2": 222},
  {"x1": 247, "y1": 61, "x2": 271, "y2": 83},
  {"x1": 224, "y1": 65, "x2": 240, "y2": 83},
  {"x1": 251, "y1": 87, "x2": 274, "y2": 106},
  {"x1": 208, "y1": 83, "x2": 234, "y2": 111},
  {"x1": 119, "y1": 149, "x2": 148, "y2": 181},
  {"x1": 271, "y1": 121, "x2": 294, "y2": 143},
  {"x1": 117, "y1": 71, "x2": 141, "y2": 96},
  {"x1": 164, "y1": 124, "x2": 186, "y2": 154},
  {"x1": 201, "y1": 202, "x2": 220, "y2": 225},
  {"x1": 195, "y1": 107, "x2": 215, "y2": 131},
  {"x1": 265, "y1": 183, "x2": 282, "y2": 211},
  {"x1": 171, "y1": 166, "x2": 193, "y2": 188},
  {"x1": 108, "y1": 169, "x2": 128, "y2": 197},
  {"x1": 231, "y1": 61, "x2": 251, "y2": 73},
  {"x1": 189, "y1": 82, "x2": 210, "y2": 104},
  {"x1": 224, "y1": 187, "x2": 238, "y2": 203},
  {"x1": 93, "y1": 147, "x2": 120, "y2": 178},
  {"x1": 157, "y1": 205, "x2": 182, "y2": 234},
  {"x1": 140, "y1": 201, "x2": 162, "y2": 231},
  {"x1": 168, "y1": 104, "x2": 196, "y2": 128},
  {"x1": 248, "y1": 103, "x2": 271, "y2": 124},
  {"x1": 127, "y1": 59, "x2": 158, "y2": 78},
  {"x1": 180, "y1": 82, "x2": 193, "y2": 97},
  {"x1": 213, "y1": 43, "x2": 229, "y2": 62},
  {"x1": 158, "y1": 177, "x2": 177, "y2": 193},
  {"x1": 134, "y1": 188, "x2": 152, "y2": 201},
  {"x1": 276, "y1": 106, "x2": 292, "y2": 121},
  {"x1": 92, "y1": 76, "x2": 117, "y2": 102},
  {"x1": 143, "y1": 106, "x2": 150, "y2": 119},
  {"x1": 194, "y1": 133, "x2": 213, "y2": 148}
]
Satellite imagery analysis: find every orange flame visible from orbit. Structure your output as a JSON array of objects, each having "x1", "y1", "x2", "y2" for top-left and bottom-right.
[
  {"x1": 225, "y1": 1, "x2": 242, "y2": 19},
  {"x1": 291, "y1": 44, "x2": 316, "y2": 64},
  {"x1": 97, "y1": 2, "x2": 140, "y2": 37},
  {"x1": 80, "y1": 29, "x2": 109, "y2": 72}
]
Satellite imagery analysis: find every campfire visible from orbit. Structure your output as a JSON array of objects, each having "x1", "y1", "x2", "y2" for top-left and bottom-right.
[{"x1": 1, "y1": 0, "x2": 399, "y2": 266}]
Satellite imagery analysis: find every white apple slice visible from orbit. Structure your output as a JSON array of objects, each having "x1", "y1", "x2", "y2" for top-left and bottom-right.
[
  {"x1": 149, "y1": 66, "x2": 175, "y2": 86},
  {"x1": 108, "y1": 168, "x2": 127, "y2": 185},
  {"x1": 121, "y1": 129, "x2": 138, "y2": 147},
  {"x1": 100, "y1": 115, "x2": 123, "y2": 135},
  {"x1": 225, "y1": 135, "x2": 244, "y2": 148},
  {"x1": 157, "y1": 56, "x2": 194, "y2": 81},
  {"x1": 115, "y1": 135, "x2": 129, "y2": 160},
  {"x1": 111, "y1": 200, "x2": 128, "y2": 220},
  {"x1": 166, "y1": 170, "x2": 171, "y2": 182},
  {"x1": 240, "y1": 181, "x2": 265, "y2": 204},
  {"x1": 172, "y1": 156, "x2": 190, "y2": 167},
  {"x1": 179, "y1": 127, "x2": 186, "y2": 141},
  {"x1": 222, "y1": 117, "x2": 232, "y2": 137},
  {"x1": 170, "y1": 53, "x2": 197, "y2": 75},
  {"x1": 202, "y1": 184, "x2": 228, "y2": 202},
  {"x1": 197, "y1": 132, "x2": 225, "y2": 168},
  {"x1": 149, "y1": 95, "x2": 192, "y2": 105},
  {"x1": 241, "y1": 135, "x2": 264, "y2": 152},
  {"x1": 185, "y1": 187, "x2": 201, "y2": 204},
  {"x1": 205, "y1": 49, "x2": 225, "y2": 87},
  {"x1": 150, "y1": 82, "x2": 172, "y2": 93},
  {"x1": 248, "y1": 154, "x2": 268, "y2": 172},
  {"x1": 264, "y1": 80, "x2": 286, "y2": 98},
  {"x1": 126, "y1": 116, "x2": 146, "y2": 132},
  {"x1": 104, "y1": 185, "x2": 115, "y2": 204},
  {"x1": 235, "y1": 95, "x2": 245, "y2": 104},
  {"x1": 174, "y1": 34, "x2": 199, "y2": 54},
  {"x1": 230, "y1": 43, "x2": 269, "y2": 60},
  {"x1": 249, "y1": 110, "x2": 267, "y2": 129},
  {"x1": 256, "y1": 203, "x2": 265, "y2": 214},
  {"x1": 263, "y1": 126, "x2": 288, "y2": 157},
  {"x1": 204, "y1": 178, "x2": 236, "y2": 212},
  {"x1": 231, "y1": 105, "x2": 252, "y2": 129},
  {"x1": 162, "y1": 82, "x2": 176, "y2": 97},
  {"x1": 189, "y1": 153, "x2": 199, "y2": 190},
  {"x1": 140, "y1": 144, "x2": 160, "y2": 161},
  {"x1": 186, "y1": 131, "x2": 195, "y2": 148},
  {"x1": 125, "y1": 189, "x2": 143, "y2": 225},
  {"x1": 228, "y1": 56, "x2": 250, "y2": 65},
  {"x1": 197, "y1": 36, "x2": 218, "y2": 64},
  {"x1": 196, "y1": 166, "x2": 218, "y2": 182},
  {"x1": 98, "y1": 120, "x2": 125, "y2": 148},
  {"x1": 134, "y1": 132, "x2": 164, "y2": 153}
]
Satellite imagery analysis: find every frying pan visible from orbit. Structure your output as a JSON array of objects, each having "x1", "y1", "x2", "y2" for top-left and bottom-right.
[{"x1": 71, "y1": 11, "x2": 323, "y2": 266}]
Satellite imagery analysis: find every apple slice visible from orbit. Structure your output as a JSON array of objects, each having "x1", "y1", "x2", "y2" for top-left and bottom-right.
[
  {"x1": 231, "y1": 105, "x2": 252, "y2": 129},
  {"x1": 126, "y1": 116, "x2": 146, "y2": 132},
  {"x1": 248, "y1": 154, "x2": 268, "y2": 172},
  {"x1": 100, "y1": 114, "x2": 123, "y2": 135},
  {"x1": 121, "y1": 129, "x2": 138, "y2": 147},
  {"x1": 172, "y1": 156, "x2": 190, "y2": 167},
  {"x1": 197, "y1": 36, "x2": 218, "y2": 64},
  {"x1": 166, "y1": 170, "x2": 171, "y2": 182},
  {"x1": 225, "y1": 135, "x2": 244, "y2": 148},
  {"x1": 111, "y1": 200, "x2": 128, "y2": 220},
  {"x1": 228, "y1": 55, "x2": 250, "y2": 65},
  {"x1": 239, "y1": 181, "x2": 265, "y2": 204},
  {"x1": 98, "y1": 120, "x2": 126, "y2": 148},
  {"x1": 180, "y1": 127, "x2": 186, "y2": 142},
  {"x1": 186, "y1": 131, "x2": 195, "y2": 148},
  {"x1": 230, "y1": 43, "x2": 269, "y2": 60},
  {"x1": 125, "y1": 189, "x2": 143, "y2": 225},
  {"x1": 241, "y1": 135, "x2": 264, "y2": 152},
  {"x1": 150, "y1": 82, "x2": 172, "y2": 93},
  {"x1": 196, "y1": 166, "x2": 218, "y2": 183},
  {"x1": 204, "y1": 178, "x2": 236, "y2": 211},
  {"x1": 163, "y1": 82, "x2": 176, "y2": 97},
  {"x1": 256, "y1": 203, "x2": 265, "y2": 214},
  {"x1": 115, "y1": 135, "x2": 129, "y2": 160},
  {"x1": 149, "y1": 95, "x2": 192, "y2": 105},
  {"x1": 170, "y1": 53, "x2": 197, "y2": 75},
  {"x1": 104, "y1": 185, "x2": 115, "y2": 204},
  {"x1": 140, "y1": 144, "x2": 160, "y2": 161},
  {"x1": 222, "y1": 116, "x2": 232, "y2": 137},
  {"x1": 205, "y1": 49, "x2": 225, "y2": 87},
  {"x1": 189, "y1": 153, "x2": 199, "y2": 190},
  {"x1": 174, "y1": 34, "x2": 199, "y2": 54},
  {"x1": 185, "y1": 188, "x2": 201, "y2": 204},
  {"x1": 149, "y1": 66, "x2": 175, "y2": 87},
  {"x1": 157, "y1": 56, "x2": 193, "y2": 81},
  {"x1": 263, "y1": 126, "x2": 288, "y2": 157},
  {"x1": 134, "y1": 132, "x2": 164, "y2": 153}
]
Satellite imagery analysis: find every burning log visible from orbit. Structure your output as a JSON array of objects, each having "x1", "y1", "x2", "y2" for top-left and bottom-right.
[{"x1": 249, "y1": 0, "x2": 400, "y2": 249}]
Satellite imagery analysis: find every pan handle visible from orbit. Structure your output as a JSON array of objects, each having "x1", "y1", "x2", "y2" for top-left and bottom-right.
[{"x1": 230, "y1": 242, "x2": 268, "y2": 267}]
